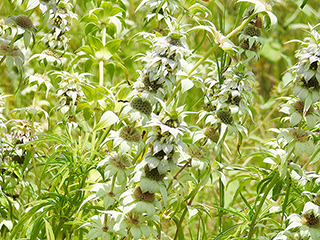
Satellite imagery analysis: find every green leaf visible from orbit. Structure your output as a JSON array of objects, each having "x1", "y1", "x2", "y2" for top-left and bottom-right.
[
  {"x1": 44, "y1": 218, "x2": 55, "y2": 240},
  {"x1": 88, "y1": 35, "x2": 103, "y2": 50},
  {"x1": 106, "y1": 39, "x2": 122, "y2": 54},
  {"x1": 93, "y1": 111, "x2": 118, "y2": 131}
]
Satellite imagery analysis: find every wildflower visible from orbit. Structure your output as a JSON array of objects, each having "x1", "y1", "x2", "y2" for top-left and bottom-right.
[
  {"x1": 145, "y1": 150, "x2": 179, "y2": 174},
  {"x1": 122, "y1": 210, "x2": 159, "y2": 240},
  {"x1": 294, "y1": 26, "x2": 320, "y2": 84},
  {"x1": 29, "y1": 73, "x2": 54, "y2": 98},
  {"x1": 55, "y1": 71, "x2": 87, "y2": 114},
  {"x1": 98, "y1": 152, "x2": 132, "y2": 184},
  {"x1": 90, "y1": 183, "x2": 124, "y2": 209},
  {"x1": 286, "y1": 202, "x2": 320, "y2": 240},
  {"x1": 120, "y1": 187, "x2": 162, "y2": 216},
  {"x1": 130, "y1": 97, "x2": 152, "y2": 116},
  {"x1": 83, "y1": 211, "x2": 125, "y2": 240},
  {"x1": 107, "y1": 126, "x2": 144, "y2": 153},
  {"x1": 5, "y1": 15, "x2": 36, "y2": 34},
  {"x1": 42, "y1": 0, "x2": 77, "y2": 49},
  {"x1": 217, "y1": 109, "x2": 233, "y2": 125},
  {"x1": 29, "y1": 49, "x2": 62, "y2": 66},
  {"x1": 280, "y1": 98, "x2": 319, "y2": 128},
  {"x1": 278, "y1": 128, "x2": 314, "y2": 156},
  {"x1": 146, "y1": 101, "x2": 188, "y2": 155},
  {"x1": 238, "y1": 17, "x2": 264, "y2": 60},
  {"x1": 133, "y1": 32, "x2": 190, "y2": 100},
  {"x1": 0, "y1": 39, "x2": 24, "y2": 69}
]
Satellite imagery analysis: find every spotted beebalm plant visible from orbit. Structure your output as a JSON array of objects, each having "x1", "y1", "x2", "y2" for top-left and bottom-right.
[{"x1": 2, "y1": 0, "x2": 320, "y2": 239}]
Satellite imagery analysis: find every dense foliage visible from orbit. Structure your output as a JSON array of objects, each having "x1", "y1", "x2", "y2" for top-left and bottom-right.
[{"x1": 1, "y1": 0, "x2": 320, "y2": 239}]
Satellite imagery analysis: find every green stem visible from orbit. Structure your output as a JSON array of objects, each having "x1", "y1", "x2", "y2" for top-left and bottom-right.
[
  {"x1": 187, "y1": 14, "x2": 256, "y2": 77},
  {"x1": 0, "y1": 55, "x2": 6, "y2": 65},
  {"x1": 247, "y1": 171, "x2": 280, "y2": 240},
  {"x1": 219, "y1": 177, "x2": 225, "y2": 232},
  {"x1": 281, "y1": 172, "x2": 291, "y2": 225},
  {"x1": 99, "y1": 27, "x2": 106, "y2": 86},
  {"x1": 173, "y1": 195, "x2": 196, "y2": 240}
]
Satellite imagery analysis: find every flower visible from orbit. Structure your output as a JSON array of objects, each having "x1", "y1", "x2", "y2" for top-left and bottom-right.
[
  {"x1": 42, "y1": 0, "x2": 77, "y2": 49},
  {"x1": 29, "y1": 73, "x2": 54, "y2": 98},
  {"x1": 238, "y1": 17, "x2": 264, "y2": 60},
  {"x1": 277, "y1": 128, "x2": 314, "y2": 156},
  {"x1": 107, "y1": 126, "x2": 144, "y2": 153},
  {"x1": 55, "y1": 71, "x2": 87, "y2": 114},
  {"x1": 0, "y1": 39, "x2": 24, "y2": 69},
  {"x1": 280, "y1": 98, "x2": 319, "y2": 128},
  {"x1": 294, "y1": 26, "x2": 320, "y2": 84},
  {"x1": 90, "y1": 183, "x2": 124, "y2": 209},
  {"x1": 122, "y1": 211, "x2": 159, "y2": 240},
  {"x1": 286, "y1": 202, "x2": 320, "y2": 240},
  {"x1": 133, "y1": 32, "x2": 190, "y2": 101},
  {"x1": 98, "y1": 152, "x2": 132, "y2": 184},
  {"x1": 145, "y1": 100, "x2": 188, "y2": 155},
  {"x1": 120, "y1": 187, "x2": 162, "y2": 216},
  {"x1": 83, "y1": 211, "x2": 125, "y2": 240}
]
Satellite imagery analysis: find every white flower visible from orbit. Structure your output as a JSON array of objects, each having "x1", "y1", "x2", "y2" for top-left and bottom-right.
[
  {"x1": 29, "y1": 73, "x2": 54, "y2": 98},
  {"x1": 91, "y1": 183, "x2": 124, "y2": 209},
  {"x1": 286, "y1": 202, "x2": 320, "y2": 240},
  {"x1": 277, "y1": 128, "x2": 314, "y2": 157},
  {"x1": 98, "y1": 152, "x2": 132, "y2": 184}
]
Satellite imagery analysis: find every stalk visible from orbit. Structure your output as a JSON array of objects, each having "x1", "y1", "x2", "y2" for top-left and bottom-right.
[
  {"x1": 247, "y1": 171, "x2": 279, "y2": 240},
  {"x1": 187, "y1": 14, "x2": 256, "y2": 77},
  {"x1": 99, "y1": 27, "x2": 106, "y2": 86}
]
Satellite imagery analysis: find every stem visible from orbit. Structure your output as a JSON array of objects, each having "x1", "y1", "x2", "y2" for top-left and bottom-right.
[
  {"x1": 247, "y1": 171, "x2": 280, "y2": 240},
  {"x1": 99, "y1": 27, "x2": 106, "y2": 86},
  {"x1": 281, "y1": 172, "x2": 291, "y2": 225},
  {"x1": 173, "y1": 195, "x2": 196, "y2": 240},
  {"x1": 219, "y1": 177, "x2": 225, "y2": 232},
  {"x1": 30, "y1": 114, "x2": 40, "y2": 193},
  {"x1": 187, "y1": 14, "x2": 256, "y2": 77},
  {"x1": 0, "y1": 55, "x2": 6, "y2": 65},
  {"x1": 167, "y1": 158, "x2": 191, "y2": 190}
]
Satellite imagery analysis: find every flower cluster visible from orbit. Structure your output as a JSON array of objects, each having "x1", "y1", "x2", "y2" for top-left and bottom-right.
[
  {"x1": 42, "y1": 0, "x2": 77, "y2": 50},
  {"x1": 275, "y1": 201, "x2": 320, "y2": 240},
  {"x1": 238, "y1": 11, "x2": 264, "y2": 60},
  {"x1": 196, "y1": 63, "x2": 254, "y2": 145},
  {"x1": 0, "y1": 120, "x2": 43, "y2": 164},
  {"x1": 55, "y1": 71, "x2": 87, "y2": 114},
  {"x1": 133, "y1": 33, "x2": 191, "y2": 102},
  {"x1": 291, "y1": 26, "x2": 320, "y2": 111},
  {"x1": 277, "y1": 26, "x2": 320, "y2": 159}
]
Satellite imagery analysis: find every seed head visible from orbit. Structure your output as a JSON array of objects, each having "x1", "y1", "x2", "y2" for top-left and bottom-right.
[
  {"x1": 42, "y1": 49, "x2": 60, "y2": 58},
  {"x1": 130, "y1": 97, "x2": 152, "y2": 115},
  {"x1": 217, "y1": 109, "x2": 233, "y2": 124},
  {"x1": 109, "y1": 153, "x2": 131, "y2": 169},
  {"x1": 204, "y1": 127, "x2": 219, "y2": 142},
  {"x1": 119, "y1": 126, "x2": 141, "y2": 142},
  {"x1": 313, "y1": 194, "x2": 320, "y2": 206},
  {"x1": 15, "y1": 15, "x2": 34, "y2": 30},
  {"x1": 144, "y1": 165, "x2": 166, "y2": 181},
  {"x1": 133, "y1": 186, "x2": 155, "y2": 203},
  {"x1": 294, "y1": 100, "x2": 314, "y2": 114},
  {"x1": 301, "y1": 213, "x2": 319, "y2": 228},
  {"x1": 301, "y1": 77, "x2": 320, "y2": 90},
  {"x1": 243, "y1": 24, "x2": 262, "y2": 37}
]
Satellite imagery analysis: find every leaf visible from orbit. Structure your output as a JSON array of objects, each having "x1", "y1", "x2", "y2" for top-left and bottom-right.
[
  {"x1": 181, "y1": 78, "x2": 194, "y2": 93},
  {"x1": 44, "y1": 218, "x2": 55, "y2": 240},
  {"x1": 26, "y1": 0, "x2": 39, "y2": 11},
  {"x1": 93, "y1": 111, "x2": 118, "y2": 131},
  {"x1": 106, "y1": 39, "x2": 122, "y2": 54}
]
